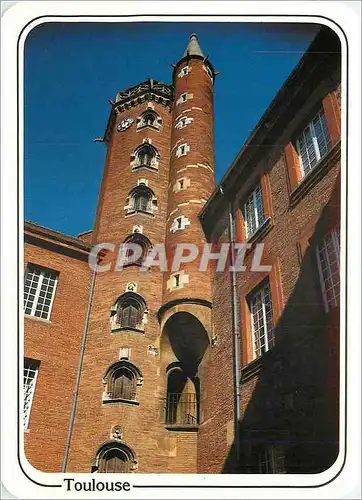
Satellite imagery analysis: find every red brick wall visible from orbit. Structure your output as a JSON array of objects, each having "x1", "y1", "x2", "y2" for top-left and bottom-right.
[
  {"x1": 24, "y1": 239, "x2": 91, "y2": 472},
  {"x1": 67, "y1": 88, "x2": 200, "y2": 472},
  {"x1": 198, "y1": 75, "x2": 341, "y2": 472},
  {"x1": 163, "y1": 57, "x2": 215, "y2": 305}
]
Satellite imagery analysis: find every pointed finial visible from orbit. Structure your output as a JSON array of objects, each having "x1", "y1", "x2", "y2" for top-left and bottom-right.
[{"x1": 183, "y1": 33, "x2": 204, "y2": 58}]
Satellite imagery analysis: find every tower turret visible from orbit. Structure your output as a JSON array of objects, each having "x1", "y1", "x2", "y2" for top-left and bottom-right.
[
  {"x1": 161, "y1": 33, "x2": 216, "y2": 318},
  {"x1": 159, "y1": 34, "x2": 216, "y2": 404}
]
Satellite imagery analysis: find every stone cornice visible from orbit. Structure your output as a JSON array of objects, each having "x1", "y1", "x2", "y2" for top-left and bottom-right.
[
  {"x1": 103, "y1": 79, "x2": 174, "y2": 143},
  {"x1": 115, "y1": 79, "x2": 173, "y2": 109}
]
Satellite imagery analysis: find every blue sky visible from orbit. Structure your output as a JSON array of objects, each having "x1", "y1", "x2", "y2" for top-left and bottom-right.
[{"x1": 24, "y1": 21, "x2": 320, "y2": 236}]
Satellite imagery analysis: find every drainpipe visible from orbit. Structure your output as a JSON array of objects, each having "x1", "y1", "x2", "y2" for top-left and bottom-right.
[
  {"x1": 220, "y1": 185, "x2": 241, "y2": 467},
  {"x1": 61, "y1": 264, "x2": 97, "y2": 472}
]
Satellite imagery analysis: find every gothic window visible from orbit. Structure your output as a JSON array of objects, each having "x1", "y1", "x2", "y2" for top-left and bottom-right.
[
  {"x1": 132, "y1": 144, "x2": 160, "y2": 171},
  {"x1": 135, "y1": 192, "x2": 150, "y2": 212},
  {"x1": 111, "y1": 367, "x2": 136, "y2": 400},
  {"x1": 92, "y1": 441, "x2": 138, "y2": 473},
  {"x1": 102, "y1": 360, "x2": 143, "y2": 404},
  {"x1": 139, "y1": 146, "x2": 153, "y2": 167},
  {"x1": 122, "y1": 233, "x2": 152, "y2": 267},
  {"x1": 137, "y1": 110, "x2": 162, "y2": 130},
  {"x1": 102, "y1": 449, "x2": 127, "y2": 473},
  {"x1": 110, "y1": 292, "x2": 147, "y2": 332},
  {"x1": 125, "y1": 185, "x2": 157, "y2": 215},
  {"x1": 165, "y1": 366, "x2": 199, "y2": 427},
  {"x1": 119, "y1": 304, "x2": 138, "y2": 329}
]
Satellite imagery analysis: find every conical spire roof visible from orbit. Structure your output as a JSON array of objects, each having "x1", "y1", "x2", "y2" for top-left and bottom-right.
[{"x1": 183, "y1": 33, "x2": 204, "y2": 57}]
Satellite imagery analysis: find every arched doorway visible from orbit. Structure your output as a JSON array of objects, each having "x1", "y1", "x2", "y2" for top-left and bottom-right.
[{"x1": 165, "y1": 365, "x2": 199, "y2": 426}]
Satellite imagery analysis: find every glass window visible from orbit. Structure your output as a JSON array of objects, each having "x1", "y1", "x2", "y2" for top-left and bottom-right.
[
  {"x1": 316, "y1": 228, "x2": 340, "y2": 312},
  {"x1": 23, "y1": 358, "x2": 39, "y2": 429},
  {"x1": 24, "y1": 264, "x2": 58, "y2": 320},
  {"x1": 243, "y1": 184, "x2": 265, "y2": 239},
  {"x1": 296, "y1": 109, "x2": 331, "y2": 177},
  {"x1": 249, "y1": 280, "x2": 274, "y2": 359}
]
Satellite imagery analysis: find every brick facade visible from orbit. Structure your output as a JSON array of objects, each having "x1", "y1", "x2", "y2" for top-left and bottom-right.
[
  {"x1": 23, "y1": 28, "x2": 341, "y2": 475},
  {"x1": 199, "y1": 26, "x2": 341, "y2": 474}
]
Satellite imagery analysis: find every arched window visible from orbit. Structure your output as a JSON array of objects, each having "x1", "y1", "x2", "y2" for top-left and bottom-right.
[
  {"x1": 102, "y1": 449, "x2": 127, "y2": 473},
  {"x1": 92, "y1": 441, "x2": 138, "y2": 473},
  {"x1": 103, "y1": 360, "x2": 143, "y2": 404},
  {"x1": 125, "y1": 185, "x2": 157, "y2": 215},
  {"x1": 138, "y1": 146, "x2": 153, "y2": 167},
  {"x1": 137, "y1": 109, "x2": 161, "y2": 130},
  {"x1": 110, "y1": 292, "x2": 147, "y2": 332},
  {"x1": 134, "y1": 191, "x2": 151, "y2": 212},
  {"x1": 111, "y1": 366, "x2": 136, "y2": 400},
  {"x1": 122, "y1": 233, "x2": 152, "y2": 267},
  {"x1": 165, "y1": 365, "x2": 199, "y2": 427},
  {"x1": 144, "y1": 112, "x2": 156, "y2": 126},
  {"x1": 131, "y1": 144, "x2": 160, "y2": 171}
]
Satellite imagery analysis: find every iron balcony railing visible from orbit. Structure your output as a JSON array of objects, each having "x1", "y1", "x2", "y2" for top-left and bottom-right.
[{"x1": 165, "y1": 393, "x2": 199, "y2": 426}]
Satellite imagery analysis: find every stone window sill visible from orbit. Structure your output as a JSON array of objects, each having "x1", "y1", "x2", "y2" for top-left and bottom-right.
[
  {"x1": 125, "y1": 209, "x2": 155, "y2": 218},
  {"x1": 24, "y1": 314, "x2": 52, "y2": 325},
  {"x1": 136, "y1": 124, "x2": 161, "y2": 132},
  {"x1": 132, "y1": 164, "x2": 159, "y2": 173},
  {"x1": 165, "y1": 424, "x2": 199, "y2": 432},
  {"x1": 289, "y1": 141, "x2": 341, "y2": 208},
  {"x1": 103, "y1": 398, "x2": 139, "y2": 407},
  {"x1": 111, "y1": 326, "x2": 145, "y2": 335},
  {"x1": 241, "y1": 348, "x2": 275, "y2": 383},
  {"x1": 245, "y1": 216, "x2": 273, "y2": 245}
]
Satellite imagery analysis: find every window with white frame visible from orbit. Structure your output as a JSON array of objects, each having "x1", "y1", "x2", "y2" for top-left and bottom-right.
[
  {"x1": 23, "y1": 358, "x2": 39, "y2": 429},
  {"x1": 296, "y1": 109, "x2": 331, "y2": 177},
  {"x1": 248, "y1": 280, "x2": 274, "y2": 359},
  {"x1": 178, "y1": 65, "x2": 191, "y2": 78},
  {"x1": 243, "y1": 184, "x2": 265, "y2": 239},
  {"x1": 24, "y1": 264, "x2": 59, "y2": 320},
  {"x1": 316, "y1": 228, "x2": 340, "y2": 312},
  {"x1": 176, "y1": 143, "x2": 190, "y2": 158},
  {"x1": 175, "y1": 116, "x2": 193, "y2": 130},
  {"x1": 257, "y1": 444, "x2": 285, "y2": 473}
]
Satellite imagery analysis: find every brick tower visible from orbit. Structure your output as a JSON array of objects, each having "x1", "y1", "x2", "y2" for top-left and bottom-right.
[{"x1": 65, "y1": 34, "x2": 216, "y2": 474}]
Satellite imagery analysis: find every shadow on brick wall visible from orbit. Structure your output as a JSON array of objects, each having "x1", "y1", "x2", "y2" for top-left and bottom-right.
[{"x1": 223, "y1": 174, "x2": 341, "y2": 474}]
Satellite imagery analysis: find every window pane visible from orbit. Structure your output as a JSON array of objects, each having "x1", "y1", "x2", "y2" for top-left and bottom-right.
[
  {"x1": 24, "y1": 265, "x2": 58, "y2": 319},
  {"x1": 244, "y1": 184, "x2": 265, "y2": 238},
  {"x1": 23, "y1": 359, "x2": 39, "y2": 428},
  {"x1": 297, "y1": 109, "x2": 331, "y2": 177},
  {"x1": 250, "y1": 281, "x2": 274, "y2": 359},
  {"x1": 316, "y1": 228, "x2": 340, "y2": 312},
  {"x1": 313, "y1": 111, "x2": 331, "y2": 159}
]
